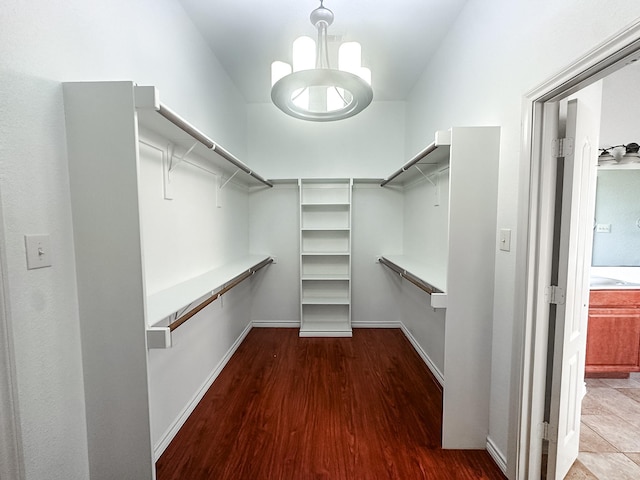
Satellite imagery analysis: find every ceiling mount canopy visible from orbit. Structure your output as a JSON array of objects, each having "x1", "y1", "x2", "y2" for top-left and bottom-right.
[{"x1": 271, "y1": 0, "x2": 373, "y2": 122}]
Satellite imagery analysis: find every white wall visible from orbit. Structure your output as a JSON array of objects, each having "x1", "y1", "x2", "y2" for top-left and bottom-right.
[
  {"x1": 405, "y1": 0, "x2": 640, "y2": 467},
  {"x1": 351, "y1": 185, "x2": 404, "y2": 327},
  {"x1": 138, "y1": 140, "x2": 255, "y2": 454},
  {"x1": 599, "y1": 59, "x2": 640, "y2": 147},
  {"x1": 247, "y1": 101, "x2": 406, "y2": 179},
  {"x1": 246, "y1": 100, "x2": 407, "y2": 331},
  {"x1": 248, "y1": 182, "x2": 403, "y2": 329},
  {"x1": 397, "y1": 177, "x2": 450, "y2": 378},
  {"x1": 249, "y1": 184, "x2": 301, "y2": 325},
  {"x1": 0, "y1": 0, "x2": 247, "y2": 478}
]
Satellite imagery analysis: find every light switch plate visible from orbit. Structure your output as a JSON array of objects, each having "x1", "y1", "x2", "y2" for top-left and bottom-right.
[
  {"x1": 25, "y1": 234, "x2": 52, "y2": 269},
  {"x1": 499, "y1": 228, "x2": 511, "y2": 252}
]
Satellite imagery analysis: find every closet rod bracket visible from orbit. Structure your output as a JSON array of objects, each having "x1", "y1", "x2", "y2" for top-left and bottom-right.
[
  {"x1": 169, "y1": 141, "x2": 198, "y2": 173},
  {"x1": 219, "y1": 169, "x2": 240, "y2": 190}
]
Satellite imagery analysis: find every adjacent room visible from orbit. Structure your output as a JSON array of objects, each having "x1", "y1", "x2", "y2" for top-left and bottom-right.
[{"x1": 2, "y1": 1, "x2": 640, "y2": 479}]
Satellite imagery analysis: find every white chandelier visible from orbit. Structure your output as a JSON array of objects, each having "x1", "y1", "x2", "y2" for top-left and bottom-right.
[{"x1": 271, "y1": 0, "x2": 373, "y2": 122}]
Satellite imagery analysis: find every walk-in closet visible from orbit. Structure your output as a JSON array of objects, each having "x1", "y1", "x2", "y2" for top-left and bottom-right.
[{"x1": 64, "y1": 81, "x2": 499, "y2": 477}]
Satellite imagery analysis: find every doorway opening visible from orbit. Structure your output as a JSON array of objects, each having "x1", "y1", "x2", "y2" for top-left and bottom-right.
[{"x1": 512, "y1": 19, "x2": 640, "y2": 480}]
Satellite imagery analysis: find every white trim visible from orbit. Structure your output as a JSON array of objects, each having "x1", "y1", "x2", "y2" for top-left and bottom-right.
[
  {"x1": 0, "y1": 190, "x2": 24, "y2": 480},
  {"x1": 399, "y1": 323, "x2": 445, "y2": 387},
  {"x1": 352, "y1": 321, "x2": 401, "y2": 329},
  {"x1": 252, "y1": 320, "x2": 300, "y2": 328},
  {"x1": 153, "y1": 322, "x2": 254, "y2": 460},
  {"x1": 487, "y1": 436, "x2": 508, "y2": 475},
  {"x1": 511, "y1": 19, "x2": 640, "y2": 480}
]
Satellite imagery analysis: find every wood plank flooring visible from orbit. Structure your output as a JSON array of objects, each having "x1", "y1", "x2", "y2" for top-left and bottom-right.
[{"x1": 156, "y1": 328, "x2": 506, "y2": 480}]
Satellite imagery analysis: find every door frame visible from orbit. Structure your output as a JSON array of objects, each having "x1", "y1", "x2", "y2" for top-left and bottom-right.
[
  {"x1": 509, "y1": 19, "x2": 640, "y2": 479},
  {"x1": 0, "y1": 190, "x2": 24, "y2": 479}
]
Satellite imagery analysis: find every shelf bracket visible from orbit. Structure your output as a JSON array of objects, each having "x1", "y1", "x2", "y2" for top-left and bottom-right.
[
  {"x1": 414, "y1": 165, "x2": 436, "y2": 186},
  {"x1": 414, "y1": 165, "x2": 441, "y2": 206},
  {"x1": 163, "y1": 143, "x2": 174, "y2": 200},
  {"x1": 216, "y1": 169, "x2": 240, "y2": 208},
  {"x1": 162, "y1": 141, "x2": 197, "y2": 200},
  {"x1": 169, "y1": 141, "x2": 198, "y2": 173},
  {"x1": 219, "y1": 169, "x2": 240, "y2": 191}
]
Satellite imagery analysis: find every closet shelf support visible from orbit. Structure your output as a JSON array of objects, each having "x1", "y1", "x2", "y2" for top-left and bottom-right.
[
  {"x1": 135, "y1": 86, "x2": 274, "y2": 188},
  {"x1": 219, "y1": 170, "x2": 240, "y2": 190},
  {"x1": 169, "y1": 141, "x2": 198, "y2": 173}
]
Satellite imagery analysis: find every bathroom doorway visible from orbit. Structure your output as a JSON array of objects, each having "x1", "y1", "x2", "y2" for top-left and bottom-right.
[
  {"x1": 565, "y1": 58, "x2": 640, "y2": 479},
  {"x1": 513, "y1": 20, "x2": 640, "y2": 480}
]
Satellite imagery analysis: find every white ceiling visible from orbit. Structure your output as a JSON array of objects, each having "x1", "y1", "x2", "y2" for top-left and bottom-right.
[{"x1": 179, "y1": 0, "x2": 468, "y2": 103}]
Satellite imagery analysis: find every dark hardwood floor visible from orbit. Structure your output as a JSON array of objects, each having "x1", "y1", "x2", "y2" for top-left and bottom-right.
[{"x1": 156, "y1": 328, "x2": 506, "y2": 480}]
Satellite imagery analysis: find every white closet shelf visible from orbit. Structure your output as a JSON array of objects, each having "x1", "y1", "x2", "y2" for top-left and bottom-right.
[
  {"x1": 381, "y1": 130, "x2": 451, "y2": 187},
  {"x1": 301, "y1": 227, "x2": 351, "y2": 231},
  {"x1": 301, "y1": 273, "x2": 351, "y2": 281},
  {"x1": 146, "y1": 255, "x2": 272, "y2": 348},
  {"x1": 301, "y1": 297, "x2": 351, "y2": 305},
  {"x1": 134, "y1": 85, "x2": 272, "y2": 189},
  {"x1": 299, "y1": 324, "x2": 353, "y2": 338},
  {"x1": 379, "y1": 255, "x2": 447, "y2": 309},
  {"x1": 301, "y1": 202, "x2": 351, "y2": 206}
]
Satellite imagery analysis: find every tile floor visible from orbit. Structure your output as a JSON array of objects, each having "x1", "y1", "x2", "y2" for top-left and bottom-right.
[{"x1": 566, "y1": 372, "x2": 640, "y2": 479}]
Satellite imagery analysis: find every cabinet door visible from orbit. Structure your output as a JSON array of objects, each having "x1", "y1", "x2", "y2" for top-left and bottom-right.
[{"x1": 586, "y1": 308, "x2": 640, "y2": 368}]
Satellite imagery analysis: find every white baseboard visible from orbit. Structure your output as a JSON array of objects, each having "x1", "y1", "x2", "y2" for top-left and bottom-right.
[
  {"x1": 153, "y1": 322, "x2": 254, "y2": 460},
  {"x1": 486, "y1": 436, "x2": 507, "y2": 474},
  {"x1": 399, "y1": 323, "x2": 445, "y2": 387},
  {"x1": 352, "y1": 321, "x2": 402, "y2": 329},
  {"x1": 252, "y1": 320, "x2": 300, "y2": 328}
]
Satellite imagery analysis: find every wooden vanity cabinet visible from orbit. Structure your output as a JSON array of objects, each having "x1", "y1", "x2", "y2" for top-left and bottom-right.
[{"x1": 585, "y1": 289, "x2": 640, "y2": 377}]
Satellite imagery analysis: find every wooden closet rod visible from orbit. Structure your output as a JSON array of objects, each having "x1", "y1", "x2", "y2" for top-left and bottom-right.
[
  {"x1": 378, "y1": 257, "x2": 442, "y2": 296},
  {"x1": 168, "y1": 257, "x2": 273, "y2": 332},
  {"x1": 380, "y1": 142, "x2": 437, "y2": 187},
  {"x1": 157, "y1": 104, "x2": 274, "y2": 188}
]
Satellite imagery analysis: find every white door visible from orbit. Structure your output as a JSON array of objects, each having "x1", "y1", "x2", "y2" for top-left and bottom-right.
[{"x1": 546, "y1": 84, "x2": 601, "y2": 479}]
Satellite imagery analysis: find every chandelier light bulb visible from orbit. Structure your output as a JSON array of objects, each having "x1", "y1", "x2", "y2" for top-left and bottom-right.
[
  {"x1": 271, "y1": 61, "x2": 292, "y2": 87},
  {"x1": 292, "y1": 36, "x2": 316, "y2": 72},
  {"x1": 339, "y1": 42, "x2": 362, "y2": 75}
]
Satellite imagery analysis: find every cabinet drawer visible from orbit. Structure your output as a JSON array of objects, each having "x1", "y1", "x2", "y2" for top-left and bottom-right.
[
  {"x1": 586, "y1": 310, "x2": 640, "y2": 367},
  {"x1": 590, "y1": 289, "x2": 640, "y2": 307}
]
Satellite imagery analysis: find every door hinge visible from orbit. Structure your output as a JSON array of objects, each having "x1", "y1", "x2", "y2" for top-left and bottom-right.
[
  {"x1": 540, "y1": 422, "x2": 558, "y2": 442},
  {"x1": 552, "y1": 137, "x2": 575, "y2": 158},
  {"x1": 546, "y1": 285, "x2": 566, "y2": 305}
]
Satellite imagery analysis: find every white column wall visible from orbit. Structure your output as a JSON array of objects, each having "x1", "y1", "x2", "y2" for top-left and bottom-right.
[
  {"x1": 404, "y1": 0, "x2": 640, "y2": 466},
  {"x1": 0, "y1": 1, "x2": 247, "y2": 478}
]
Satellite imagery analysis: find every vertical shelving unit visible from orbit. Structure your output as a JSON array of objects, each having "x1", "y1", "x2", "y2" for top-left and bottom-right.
[
  {"x1": 299, "y1": 179, "x2": 353, "y2": 337},
  {"x1": 379, "y1": 126, "x2": 500, "y2": 449}
]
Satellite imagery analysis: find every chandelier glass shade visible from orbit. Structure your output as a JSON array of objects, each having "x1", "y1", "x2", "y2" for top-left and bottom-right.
[{"x1": 271, "y1": 1, "x2": 373, "y2": 121}]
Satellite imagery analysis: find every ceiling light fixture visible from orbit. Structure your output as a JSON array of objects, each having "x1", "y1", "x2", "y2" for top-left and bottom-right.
[{"x1": 271, "y1": 0, "x2": 373, "y2": 122}]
